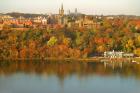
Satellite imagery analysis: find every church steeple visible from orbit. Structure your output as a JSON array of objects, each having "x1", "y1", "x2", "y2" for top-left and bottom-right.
[
  {"x1": 61, "y1": 4, "x2": 63, "y2": 10},
  {"x1": 59, "y1": 3, "x2": 64, "y2": 16},
  {"x1": 75, "y1": 8, "x2": 77, "y2": 14}
]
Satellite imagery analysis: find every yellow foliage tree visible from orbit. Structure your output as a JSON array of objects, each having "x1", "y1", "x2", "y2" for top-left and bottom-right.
[{"x1": 134, "y1": 48, "x2": 140, "y2": 57}]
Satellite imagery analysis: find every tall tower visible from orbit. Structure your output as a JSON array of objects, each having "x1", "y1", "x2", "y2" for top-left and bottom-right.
[
  {"x1": 59, "y1": 4, "x2": 64, "y2": 17},
  {"x1": 68, "y1": 10, "x2": 71, "y2": 14},
  {"x1": 75, "y1": 8, "x2": 77, "y2": 14}
]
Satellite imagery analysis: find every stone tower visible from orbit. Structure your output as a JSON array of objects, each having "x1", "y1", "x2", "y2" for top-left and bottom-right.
[
  {"x1": 59, "y1": 4, "x2": 64, "y2": 17},
  {"x1": 75, "y1": 8, "x2": 77, "y2": 14}
]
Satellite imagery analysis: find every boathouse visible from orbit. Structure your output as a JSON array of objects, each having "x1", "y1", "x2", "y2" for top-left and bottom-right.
[{"x1": 104, "y1": 50, "x2": 134, "y2": 58}]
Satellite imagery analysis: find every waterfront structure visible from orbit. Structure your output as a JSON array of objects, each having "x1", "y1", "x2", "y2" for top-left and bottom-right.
[
  {"x1": 104, "y1": 50, "x2": 123, "y2": 58},
  {"x1": 123, "y1": 53, "x2": 134, "y2": 58},
  {"x1": 104, "y1": 50, "x2": 134, "y2": 58}
]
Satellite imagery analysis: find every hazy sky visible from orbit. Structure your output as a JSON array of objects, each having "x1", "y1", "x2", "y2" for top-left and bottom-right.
[{"x1": 0, "y1": 0, "x2": 140, "y2": 15}]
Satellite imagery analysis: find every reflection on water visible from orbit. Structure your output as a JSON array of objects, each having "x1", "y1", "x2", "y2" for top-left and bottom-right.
[{"x1": 0, "y1": 60, "x2": 140, "y2": 93}]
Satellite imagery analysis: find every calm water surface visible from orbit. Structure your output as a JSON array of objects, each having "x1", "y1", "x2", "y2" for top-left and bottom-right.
[{"x1": 0, "y1": 61, "x2": 140, "y2": 93}]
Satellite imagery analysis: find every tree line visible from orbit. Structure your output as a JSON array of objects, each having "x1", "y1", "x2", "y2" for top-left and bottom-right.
[{"x1": 0, "y1": 18, "x2": 140, "y2": 59}]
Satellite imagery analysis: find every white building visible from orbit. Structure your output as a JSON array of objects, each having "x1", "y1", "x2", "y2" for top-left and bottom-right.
[
  {"x1": 42, "y1": 17, "x2": 47, "y2": 25},
  {"x1": 104, "y1": 50, "x2": 134, "y2": 58}
]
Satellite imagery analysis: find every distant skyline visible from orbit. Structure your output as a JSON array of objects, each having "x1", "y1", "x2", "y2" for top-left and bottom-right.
[{"x1": 0, "y1": 0, "x2": 140, "y2": 15}]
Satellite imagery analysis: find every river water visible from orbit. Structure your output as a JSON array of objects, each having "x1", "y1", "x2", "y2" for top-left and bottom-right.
[{"x1": 0, "y1": 60, "x2": 140, "y2": 93}]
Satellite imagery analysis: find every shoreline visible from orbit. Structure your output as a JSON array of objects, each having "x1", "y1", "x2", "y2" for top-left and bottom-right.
[{"x1": 0, "y1": 57, "x2": 140, "y2": 62}]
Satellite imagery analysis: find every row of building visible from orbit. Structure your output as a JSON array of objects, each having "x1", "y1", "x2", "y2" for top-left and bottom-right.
[
  {"x1": 0, "y1": 4, "x2": 140, "y2": 31},
  {"x1": 0, "y1": 4, "x2": 102, "y2": 30}
]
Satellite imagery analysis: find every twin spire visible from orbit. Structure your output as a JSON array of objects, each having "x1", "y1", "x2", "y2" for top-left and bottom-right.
[{"x1": 59, "y1": 3, "x2": 78, "y2": 16}]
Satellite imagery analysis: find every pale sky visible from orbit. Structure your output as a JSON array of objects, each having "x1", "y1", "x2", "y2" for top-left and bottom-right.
[{"x1": 0, "y1": 0, "x2": 140, "y2": 15}]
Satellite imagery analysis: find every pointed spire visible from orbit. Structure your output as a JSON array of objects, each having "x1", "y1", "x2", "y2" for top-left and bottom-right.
[
  {"x1": 61, "y1": 3, "x2": 63, "y2": 10},
  {"x1": 75, "y1": 8, "x2": 77, "y2": 14},
  {"x1": 59, "y1": 3, "x2": 64, "y2": 16},
  {"x1": 59, "y1": 8, "x2": 60, "y2": 14},
  {"x1": 68, "y1": 10, "x2": 71, "y2": 14}
]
